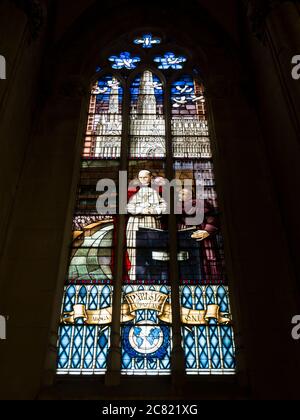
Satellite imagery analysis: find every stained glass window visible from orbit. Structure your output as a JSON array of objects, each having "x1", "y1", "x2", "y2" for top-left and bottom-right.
[{"x1": 56, "y1": 34, "x2": 236, "y2": 377}]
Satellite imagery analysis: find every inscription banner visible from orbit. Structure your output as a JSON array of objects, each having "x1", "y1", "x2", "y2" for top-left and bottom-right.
[{"x1": 61, "y1": 291, "x2": 231, "y2": 325}]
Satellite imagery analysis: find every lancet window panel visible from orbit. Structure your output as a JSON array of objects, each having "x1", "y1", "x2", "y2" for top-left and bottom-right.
[
  {"x1": 57, "y1": 285, "x2": 113, "y2": 374},
  {"x1": 180, "y1": 285, "x2": 235, "y2": 374},
  {"x1": 172, "y1": 74, "x2": 234, "y2": 373},
  {"x1": 121, "y1": 285, "x2": 172, "y2": 375},
  {"x1": 174, "y1": 159, "x2": 225, "y2": 285}
]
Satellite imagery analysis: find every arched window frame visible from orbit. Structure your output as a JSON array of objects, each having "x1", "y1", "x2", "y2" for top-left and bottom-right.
[{"x1": 55, "y1": 31, "x2": 236, "y2": 380}]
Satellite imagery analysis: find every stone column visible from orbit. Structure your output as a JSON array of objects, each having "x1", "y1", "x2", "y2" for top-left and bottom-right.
[
  {"x1": 206, "y1": 50, "x2": 300, "y2": 397},
  {"x1": 246, "y1": 0, "x2": 300, "y2": 130},
  {"x1": 244, "y1": 0, "x2": 300, "y2": 290}
]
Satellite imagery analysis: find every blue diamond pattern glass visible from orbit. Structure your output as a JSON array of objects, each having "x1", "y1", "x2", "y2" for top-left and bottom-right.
[
  {"x1": 83, "y1": 327, "x2": 95, "y2": 369},
  {"x1": 198, "y1": 326, "x2": 209, "y2": 369},
  {"x1": 71, "y1": 325, "x2": 84, "y2": 369},
  {"x1": 221, "y1": 326, "x2": 235, "y2": 369},
  {"x1": 96, "y1": 327, "x2": 110, "y2": 369},
  {"x1": 181, "y1": 286, "x2": 235, "y2": 373},
  {"x1": 57, "y1": 326, "x2": 72, "y2": 369}
]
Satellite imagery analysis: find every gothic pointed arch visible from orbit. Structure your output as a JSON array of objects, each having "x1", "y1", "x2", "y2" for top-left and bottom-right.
[{"x1": 56, "y1": 31, "x2": 236, "y2": 376}]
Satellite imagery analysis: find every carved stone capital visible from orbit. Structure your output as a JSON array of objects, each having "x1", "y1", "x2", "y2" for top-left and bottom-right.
[
  {"x1": 12, "y1": 0, "x2": 44, "y2": 41},
  {"x1": 244, "y1": 0, "x2": 299, "y2": 41}
]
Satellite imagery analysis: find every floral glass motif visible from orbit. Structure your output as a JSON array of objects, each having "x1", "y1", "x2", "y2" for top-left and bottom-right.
[
  {"x1": 109, "y1": 52, "x2": 141, "y2": 70},
  {"x1": 154, "y1": 52, "x2": 187, "y2": 70},
  {"x1": 134, "y1": 34, "x2": 161, "y2": 49},
  {"x1": 172, "y1": 77, "x2": 205, "y2": 109}
]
